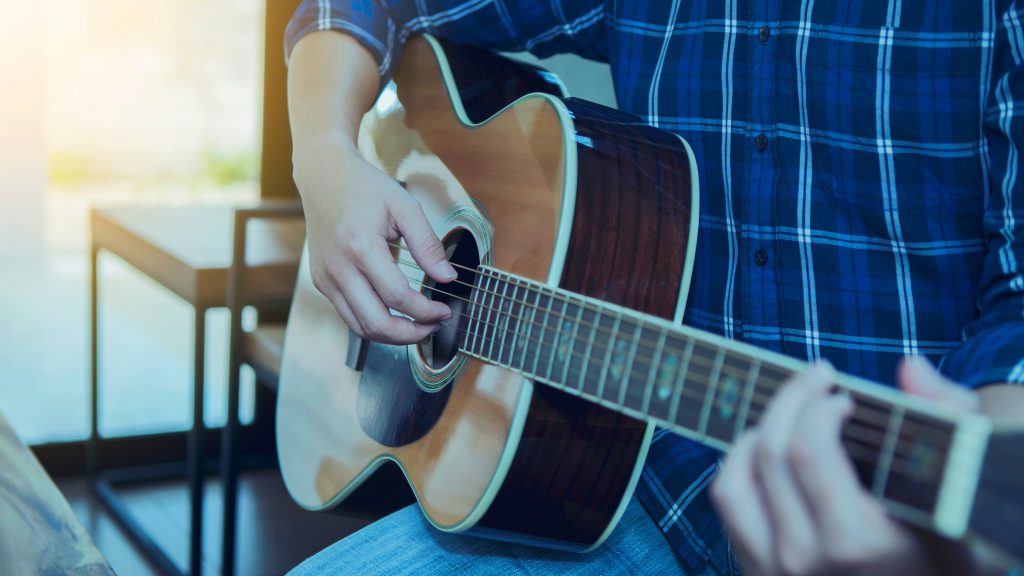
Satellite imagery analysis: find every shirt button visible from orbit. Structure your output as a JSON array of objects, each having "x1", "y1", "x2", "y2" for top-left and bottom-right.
[
  {"x1": 754, "y1": 249, "x2": 769, "y2": 266},
  {"x1": 755, "y1": 133, "x2": 768, "y2": 151},
  {"x1": 758, "y1": 25, "x2": 771, "y2": 43}
]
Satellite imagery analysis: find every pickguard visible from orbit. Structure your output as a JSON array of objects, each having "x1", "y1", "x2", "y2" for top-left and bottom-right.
[{"x1": 356, "y1": 342, "x2": 451, "y2": 448}]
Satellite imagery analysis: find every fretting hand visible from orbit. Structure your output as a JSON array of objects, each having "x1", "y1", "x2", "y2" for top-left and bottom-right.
[{"x1": 711, "y1": 357, "x2": 980, "y2": 576}]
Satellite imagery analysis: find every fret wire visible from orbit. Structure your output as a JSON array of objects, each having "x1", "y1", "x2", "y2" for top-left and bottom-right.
[
  {"x1": 468, "y1": 273, "x2": 486, "y2": 355},
  {"x1": 842, "y1": 428, "x2": 939, "y2": 481},
  {"x1": 733, "y1": 358, "x2": 762, "y2": 439},
  {"x1": 578, "y1": 305, "x2": 601, "y2": 392},
  {"x1": 487, "y1": 272, "x2": 503, "y2": 358},
  {"x1": 560, "y1": 296, "x2": 586, "y2": 389},
  {"x1": 617, "y1": 321, "x2": 645, "y2": 406},
  {"x1": 697, "y1": 348, "x2": 727, "y2": 437},
  {"x1": 506, "y1": 278, "x2": 524, "y2": 367},
  {"x1": 519, "y1": 281, "x2": 542, "y2": 374},
  {"x1": 468, "y1": 273, "x2": 492, "y2": 356},
  {"x1": 508, "y1": 280, "x2": 529, "y2": 371},
  {"x1": 596, "y1": 310, "x2": 623, "y2": 400},
  {"x1": 502, "y1": 280, "x2": 520, "y2": 366},
  {"x1": 546, "y1": 296, "x2": 570, "y2": 382},
  {"x1": 838, "y1": 410, "x2": 938, "y2": 463},
  {"x1": 496, "y1": 273, "x2": 513, "y2": 360},
  {"x1": 529, "y1": 286, "x2": 556, "y2": 378},
  {"x1": 485, "y1": 272, "x2": 506, "y2": 361},
  {"x1": 462, "y1": 275, "x2": 476, "y2": 353},
  {"x1": 667, "y1": 338, "x2": 696, "y2": 424},
  {"x1": 641, "y1": 328, "x2": 669, "y2": 415},
  {"x1": 495, "y1": 274, "x2": 512, "y2": 363},
  {"x1": 871, "y1": 406, "x2": 906, "y2": 497}
]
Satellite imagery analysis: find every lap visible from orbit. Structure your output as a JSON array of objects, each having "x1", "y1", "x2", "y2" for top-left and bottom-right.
[{"x1": 288, "y1": 497, "x2": 696, "y2": 576}]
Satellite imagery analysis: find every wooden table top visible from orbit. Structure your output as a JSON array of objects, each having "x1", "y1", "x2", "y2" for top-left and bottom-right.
[
  {"x1": 93, "y1": 204, "x2": 305, "y2": 270},
  {"x1": 91, "y1": 203, "x2": 306, "y2": 308},
  {"x1": 0, "y1": 412, "x2": 113, "y2": 575}
]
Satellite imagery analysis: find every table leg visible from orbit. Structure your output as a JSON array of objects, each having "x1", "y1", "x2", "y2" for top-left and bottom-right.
[
  {"x1": 221, "y1": 304, "x2": 241, "y2": 576},
  {"x1": 88, "y1": 245, "x2": 100, "y2": 477},
  {"x1": 188, "y1": 307, "x2": 207, "y2": 576}
]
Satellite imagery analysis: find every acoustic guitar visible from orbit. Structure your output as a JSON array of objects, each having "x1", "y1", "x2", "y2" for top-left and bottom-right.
[{"x1": 276, "y1": 34, "x2": 1023, "y2": 563}]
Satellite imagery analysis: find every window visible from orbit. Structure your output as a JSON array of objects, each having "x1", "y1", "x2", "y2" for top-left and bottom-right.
[{"x1": 0, "y1": 0, "x2": 263, "y2": 443}]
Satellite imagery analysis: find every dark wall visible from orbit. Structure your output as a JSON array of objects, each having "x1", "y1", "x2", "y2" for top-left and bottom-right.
[{"x1": 260, "y1": 0, "x2": 304, "y2": 199}]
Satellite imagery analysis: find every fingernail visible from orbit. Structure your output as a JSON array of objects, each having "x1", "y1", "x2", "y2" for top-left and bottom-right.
[{"x1": 440, "y1": 261, "x2": 458, "y2": 280}]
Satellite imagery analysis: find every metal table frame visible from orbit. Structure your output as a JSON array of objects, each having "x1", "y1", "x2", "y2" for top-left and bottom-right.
[{"x1": 86, "y1": 204, "x2": 303, "y2": 576}]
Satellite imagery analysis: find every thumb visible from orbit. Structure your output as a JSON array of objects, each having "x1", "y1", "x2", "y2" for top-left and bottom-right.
[
  {"x1": 897, "y1": 356, "x2": 980, "y2": 413},
  {"x1": 391, "y1": 194, "x2": 458, "y2": 284}
]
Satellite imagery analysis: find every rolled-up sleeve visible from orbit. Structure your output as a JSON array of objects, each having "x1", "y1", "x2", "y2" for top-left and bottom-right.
[
  {"x1": 284, "y1": 1, "x2": 395, "y2": 72},
  {"x1": 940, "y1": 4, "x2": 1024, "y2": 388},
  {"x1": 284, "y1": 0, "x2": 608, "y2": 85}
]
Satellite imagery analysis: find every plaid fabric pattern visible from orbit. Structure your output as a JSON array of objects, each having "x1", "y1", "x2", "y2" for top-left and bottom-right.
[{"x1": 286, "y1": 1, "x2": 1024, "y2": 573}]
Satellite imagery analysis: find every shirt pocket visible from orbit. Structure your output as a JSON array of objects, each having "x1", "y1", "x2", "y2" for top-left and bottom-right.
[{"x1": 801, "y1": 27, "x2": 985, "y2": 212}]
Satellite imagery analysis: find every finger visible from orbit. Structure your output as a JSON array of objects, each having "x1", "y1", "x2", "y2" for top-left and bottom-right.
[
  {"x1": 712, "y1": 431, "x2": 773, "y2": 574},
  {"x1": 328, "y1": 289, "x2": 364, "y2": 335},
  {"x1": 788, "y1": 392, "x2": 873, "y2": 543},
  {"x1": 311, "y1": 267, "x2": 367, "y2": 335},
  {"x1": 391, "y1": 194, "x2": 458, "y2": 284},
  {"x1": 340, "y1": 272, "x2": 439, "y2": 344},
  {"x1": 897, "y1": 356, "x2": 980, "y2": 412},
  {"x1": 356, "y1": 236, "x2": 452, "y2": 322},
  {"x1": 755, "y1": 362, "x2": 833, "y2": 573}
]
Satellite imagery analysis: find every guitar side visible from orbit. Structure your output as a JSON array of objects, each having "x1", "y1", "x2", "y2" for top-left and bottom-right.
[{"x1": 276, "y1": 35, "x2": 700, "y2": 550}]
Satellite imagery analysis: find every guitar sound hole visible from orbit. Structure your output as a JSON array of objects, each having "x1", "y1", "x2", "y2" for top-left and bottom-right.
[{"x1": 419, "y1": 228, "x2": 480, "y2": 370}]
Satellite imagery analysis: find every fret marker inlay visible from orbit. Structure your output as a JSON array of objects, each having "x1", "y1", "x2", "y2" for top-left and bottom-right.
[
  {"x1": 557, "y1": 320, "x2": 573, "y2": 362},
  {"x1": 717, "y1": 376, "x2": 740, "y2": 419},
  {"x1": 610, "y1": 340, "x2": 628, "y2": 381},
  {"x1": 516, "y1": 315, "x2": 529, "y2": 349},
  {"x1": 657, "y1": 354, "x2": 678, "y2": 401},
  {"x1": 908, "y1": 441, "x2": 940, "y2": 482}
]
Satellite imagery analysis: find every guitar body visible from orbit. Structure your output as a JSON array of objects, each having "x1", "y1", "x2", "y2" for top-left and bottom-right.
[{"x1": 277, "y1": 35, "x2": 699, "y2": 551}]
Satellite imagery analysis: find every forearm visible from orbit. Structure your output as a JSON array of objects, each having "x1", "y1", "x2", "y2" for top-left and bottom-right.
[{"x1": 287, "y1": 30, "x2": 380, "y2": 156}]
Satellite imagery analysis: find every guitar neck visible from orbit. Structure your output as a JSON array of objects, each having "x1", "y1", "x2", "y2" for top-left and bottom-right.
[{"x1": 459, "y1": 265, "x2": 991, "y2": 539}]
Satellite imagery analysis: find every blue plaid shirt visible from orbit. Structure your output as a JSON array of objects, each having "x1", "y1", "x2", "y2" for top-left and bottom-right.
[{"x1": 286, "y1": 1, "x2": 1024, "y2": 573}]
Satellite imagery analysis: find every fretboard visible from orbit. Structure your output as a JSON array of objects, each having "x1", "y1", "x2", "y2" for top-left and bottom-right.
[{"x1": 459, "y1": 266, "x2": 971, "y2": 530}]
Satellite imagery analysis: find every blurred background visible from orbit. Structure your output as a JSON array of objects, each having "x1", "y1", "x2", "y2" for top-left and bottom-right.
[{"x1": 0, "y1": 0, "x2": 262, "y2": 443}]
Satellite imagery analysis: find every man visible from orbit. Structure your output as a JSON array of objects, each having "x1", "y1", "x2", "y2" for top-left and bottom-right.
[{"x1": 284, "y1": 1, "x2": 1024, "y2": 574}]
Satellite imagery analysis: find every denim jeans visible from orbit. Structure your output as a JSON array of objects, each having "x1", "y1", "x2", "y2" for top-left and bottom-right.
[{"x1": 288, "y1": 497, "x2": 739, "y2": 575}]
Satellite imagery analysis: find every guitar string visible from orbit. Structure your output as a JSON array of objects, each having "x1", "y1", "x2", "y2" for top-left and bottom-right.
[
  {"x1": 388, "y1": 256, "x2": 954, "y2": 445},
  {"x1": 383, "y1": 270, "x2": 954, "y2": 473},
  {"x1": 389, "y1": 259, "x2": 957, "y2": 450},
  {"x1": 375, "y1": 245, "x2": 960, "y2": 474},
  {"x1": 394, "y1": 249, "x2": 956, "y2": 433}
]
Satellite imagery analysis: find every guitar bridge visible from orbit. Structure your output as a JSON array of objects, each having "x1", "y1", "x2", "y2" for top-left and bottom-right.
[{"x1": 346, "y1": 329, "x2": 369, "y2": 371}]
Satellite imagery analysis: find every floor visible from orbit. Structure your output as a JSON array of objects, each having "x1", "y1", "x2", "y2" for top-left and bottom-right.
[{"x1": 60, "y1": 469, "x2": 374, "y2": 576}]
